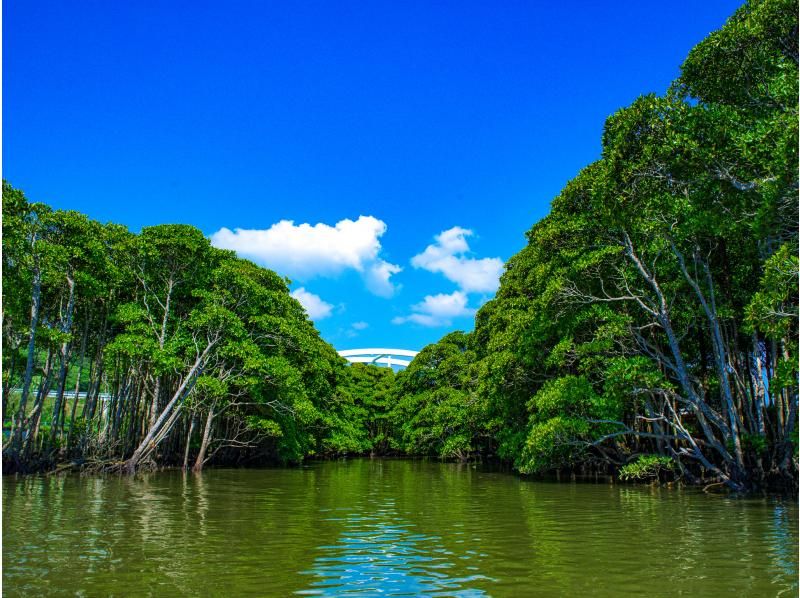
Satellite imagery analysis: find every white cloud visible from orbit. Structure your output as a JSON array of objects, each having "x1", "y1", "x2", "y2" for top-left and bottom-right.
[
  {"x1": 392, "y1": 313, "x2": 440, "y2": 327},
  {"x1": 411, "y1": 226, "x2": 503, "y2": 293},
  {"x1": 345, "y1": 320, "x2": 370, "y2": 338},
  {"x1": 395, "y1": 228, "x2": 502, "y2": 328},
  {"x1": 365, "y1": 259, "x2": 403, "y2": 298},
  {"x1": 392, "y1": 291, "x2": 475, "y2": 327},
  {"x1": 291, "y1": 287, "x2": 333, "y2": 320},
  {"x1": 413, "y1": 291, "x2": 474, "y2": 318},
  {"x1": 210, "y1": 216, "x2": 401, "y2": 297}
]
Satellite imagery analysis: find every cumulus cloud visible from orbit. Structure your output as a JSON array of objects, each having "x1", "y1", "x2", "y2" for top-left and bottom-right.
[
  {"x1": 291, "y1": 287, "x2": 333, "y2": 320},
  {"x1": 352, "y1": 321, "x2": 369, "y2": 330},
  {"x1": 210, "y1": 216, "x2": 401, "y2": 297},
  {"x1": 411, "y1": 226, "x2": 503, "y2": 293},
  {"x1": 365, "y1": 259, "x2": 403, "y2": 298},
  {"x1": 392, "y1": 291, "x2": 475, "y2": 327}
]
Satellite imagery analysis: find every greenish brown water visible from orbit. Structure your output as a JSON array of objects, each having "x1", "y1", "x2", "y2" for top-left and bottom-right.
[{"x1": 3, "y1": 459, "x2": 798, "y2": 596}]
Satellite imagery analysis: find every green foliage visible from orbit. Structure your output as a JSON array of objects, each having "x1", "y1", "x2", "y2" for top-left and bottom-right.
[
  {"x1": 745, "y1": 243, "x2": 799, "y2": 337},
  {"x1": 619, "y1": 455, "x2": 675, "y2": 481},
  {"x1": 245, "y1": 416, "x2": 283, "y2": 438},
  {"x1": 527, "y1": 376, "x2": 599, "y2": 419},
  {"x1": 2, "y1": 1, "x2": 797, "y2": 490},
  {"x1": 325, "y1": 363, "x2": 395, "y2": 455},
  {"x1": 2, "y1": 182, "x2": 349, "y2": 469},
  {"x1": 516, "y1": 376, "x2": 621, "y2": 474},
  {"x1": 394, "y1": 0, "x2": 799, "y2": 489},
  {"x1": 390, "y1": 332, "x2": 495, "y2": 459},
  {"x1": 518, "y1": 416, "x2": 590, "y2": 474}
]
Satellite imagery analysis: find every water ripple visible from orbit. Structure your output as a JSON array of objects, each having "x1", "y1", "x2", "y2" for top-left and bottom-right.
[{"x1": 2, "y1": 460, "x2": 798, "y2": 596}]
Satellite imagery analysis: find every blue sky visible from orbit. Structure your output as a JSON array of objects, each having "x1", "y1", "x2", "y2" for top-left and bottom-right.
[{"x1": 4, "y1": 0, "x2": 742, "y2": 351}]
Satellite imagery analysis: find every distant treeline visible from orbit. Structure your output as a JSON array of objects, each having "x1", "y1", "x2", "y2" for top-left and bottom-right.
[{"x1": 3, "y1": 0, "x2": 797, "y2": 492}]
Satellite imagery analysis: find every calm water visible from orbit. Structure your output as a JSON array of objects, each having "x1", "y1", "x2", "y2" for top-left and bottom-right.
[{"x1": 3, "y1": 459, "x2": 798, "y2": 596}]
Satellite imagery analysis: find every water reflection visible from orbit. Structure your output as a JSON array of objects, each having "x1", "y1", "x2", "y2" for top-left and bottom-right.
[
  {"x1": 300, "y1": 501, "x2": 490, "y2": 596},
  {"x1": 2, "y1": 460, "x2": 798, "y2": 597},
  {"x1": 771, "y1": 503, "x2": 799, "y2": 596}
]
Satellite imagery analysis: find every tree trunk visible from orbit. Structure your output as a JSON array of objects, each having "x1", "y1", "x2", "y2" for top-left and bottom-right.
[
  {"x1": 183, "y1": 414, "x2": 196, "y2": 470},
  {"x1": 66, "y1": 319, "x2": 90, "y2": 449},
  {"x1": 50, "y1": 275, "x2": 77, "y2": 445},
  {"x1": 148, "y1": 278, "x2": 174, "y2": 429},
  {"x1": 670, "y1": 243, "x2": 744, "y2": 471},
  {"x1": 2, "y1": 338, "x2": 20, "y2": 422},
  {"x1": 10, "y1": 261, "x2": 42, "y2": 455},
  {"x1": 123, "y1": 340, "x2": 215, "y2": 474},
  {"x1": 193, "y1": 405, "x2": 215, "y2": 472},
  {"x1": 624, "y1": 233, "x2": 740, "y2": 489},
  {"x1": 28, "y1": 348, "x2": 55, "y2": 452}
]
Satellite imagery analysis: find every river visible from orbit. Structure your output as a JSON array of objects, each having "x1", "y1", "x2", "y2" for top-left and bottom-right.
[{"x1": 3, "y1": 459, "x2": 797, "y2": 596}]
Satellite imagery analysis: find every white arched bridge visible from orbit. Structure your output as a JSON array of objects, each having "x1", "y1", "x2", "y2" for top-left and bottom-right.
[{"x1": 338, "y1": 348, "x2": 419, "y2": 370}]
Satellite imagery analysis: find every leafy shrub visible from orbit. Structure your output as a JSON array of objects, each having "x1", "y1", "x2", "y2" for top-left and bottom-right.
[{"x1": 619, "y1": 455, "x2": 675, "y2": 481}]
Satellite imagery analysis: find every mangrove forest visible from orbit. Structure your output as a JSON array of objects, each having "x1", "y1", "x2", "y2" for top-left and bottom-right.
[{"x1": 2, "y1": 0, "x2": 798, "y2": 497}]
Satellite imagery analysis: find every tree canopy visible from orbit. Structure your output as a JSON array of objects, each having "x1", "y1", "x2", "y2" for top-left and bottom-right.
[
  {"x1": 1, "y1": 186, "x2": 354, "y2": 472},
  {"x1": 379, "y1": 0, "x2": 798, "y2": 492}
]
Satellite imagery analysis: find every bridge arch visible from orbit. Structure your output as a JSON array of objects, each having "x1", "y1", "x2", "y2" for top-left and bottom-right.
[{"x1": 338, "y1": 348, "x2": 419, "y2": 369}]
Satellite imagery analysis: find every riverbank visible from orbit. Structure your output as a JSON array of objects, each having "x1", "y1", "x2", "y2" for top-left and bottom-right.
[{"x1": 5, "y1": 452, "x2": 797, "y2": 498}]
